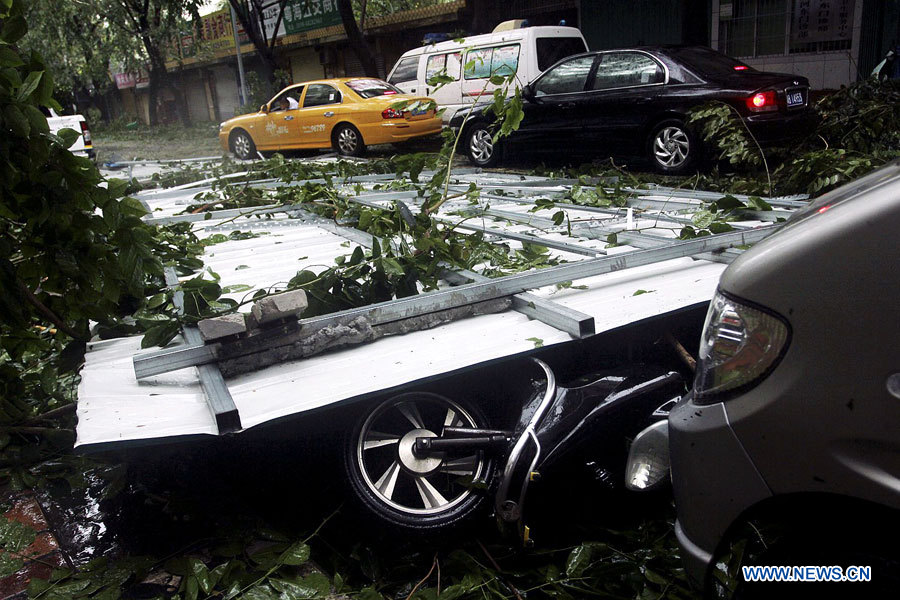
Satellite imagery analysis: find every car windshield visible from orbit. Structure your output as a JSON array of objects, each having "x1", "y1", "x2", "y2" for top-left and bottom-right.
[
  {"x1": 667, "y1": 47, "x2": 754, "y2": 76},
  {"x1": 346, "y1": 79, "x2": 401, "y2": 99}
]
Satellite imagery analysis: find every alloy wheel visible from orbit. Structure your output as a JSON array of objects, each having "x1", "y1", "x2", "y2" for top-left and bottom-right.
[
  {"x1": 233, "y1": 133, "x2": 252, "y2": 159},
  {"x1": 653, "y1": 126, "x2": 690, "y2": 168},
  {"x1": 469, "y1": 128, "x2": 494, "y2": 163},
  {"x1": 355, "y1": 392, "x2": 486, "y2": 516},
  {"x1": 337, "y1": 127, "x2": 358, "y2": 155}
]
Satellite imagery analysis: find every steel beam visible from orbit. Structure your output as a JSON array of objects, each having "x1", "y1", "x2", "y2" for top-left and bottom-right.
[
  {"x1": 135, "y1": 226, "x2": 775, "y2": 378},
  {"x1": 161, "y1": 268, "x2": 241, "y2": 433}
]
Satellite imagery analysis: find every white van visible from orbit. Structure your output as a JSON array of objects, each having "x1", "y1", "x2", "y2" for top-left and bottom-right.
[
  {"x1": 42, "y1": 107, "x2": 94, "y2": 159},
  {"x1": 386, "y1": 24, "x2": 588, "y2": 123}
]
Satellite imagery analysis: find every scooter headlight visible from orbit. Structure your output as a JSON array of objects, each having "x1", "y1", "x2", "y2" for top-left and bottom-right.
[{"x1": 693, "y1": 290, "x2": 790, "y2": 404}]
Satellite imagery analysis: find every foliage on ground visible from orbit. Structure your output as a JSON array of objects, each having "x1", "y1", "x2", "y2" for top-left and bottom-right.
[
  {"x1": 92, "y1": 121, "x2": 223, "y2": 162},
  {"x1": 687, "y1": 78, "x2": 900, "y2": 195}
]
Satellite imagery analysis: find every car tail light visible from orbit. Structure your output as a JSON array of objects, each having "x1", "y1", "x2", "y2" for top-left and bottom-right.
[
  {"x1": 693, "y1": 290, "x2": 790, "y2": 404},
  {"x1": 733, "y1": 65, "x2": 748, "y2": 71},
  {"x1": 746, "y1": 91, "x2": 777, "y2": 113},
  {"x1": 80, "y1": 120, "x2": 92, "y2": 145},
  {"x1": 382, "y1": 108, "x2": 404, "y2": 119}
]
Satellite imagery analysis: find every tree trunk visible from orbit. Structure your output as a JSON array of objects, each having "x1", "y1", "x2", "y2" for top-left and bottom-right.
[
  {"x1": 336, "y1": 0, "x2": 379, "y2": 77},
  {"x1": 228, "y1": 0, "x2": 280, "y2": 87}
]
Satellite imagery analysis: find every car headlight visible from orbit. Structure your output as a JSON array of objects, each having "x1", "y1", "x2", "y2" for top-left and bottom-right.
[{"x1": 693, "y1": 290, "x2": 790, "y2": 404}]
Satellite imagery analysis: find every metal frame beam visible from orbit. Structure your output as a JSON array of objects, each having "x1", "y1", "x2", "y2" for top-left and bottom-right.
[
  {"x1": 134, "y1": 226, "x2": 776, "y2": 379},
  {"x1": 162, "y1": 268, "x2": 241, "y2": 433}
]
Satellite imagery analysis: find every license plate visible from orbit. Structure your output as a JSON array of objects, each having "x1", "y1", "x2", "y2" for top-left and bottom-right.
[{"x1": 786, "y1": 89, "x2": 805, "y2": 107}]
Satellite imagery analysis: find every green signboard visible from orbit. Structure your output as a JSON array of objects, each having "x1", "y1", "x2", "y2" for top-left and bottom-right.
[{"x1": 282, "y1": 0, "x2": 342, "y2": 35}]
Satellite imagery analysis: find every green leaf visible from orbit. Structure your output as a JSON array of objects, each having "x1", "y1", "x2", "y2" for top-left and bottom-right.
[
  {"x1": 56, "y1": 127, "x2": 80, "y2": 149},
  {"x1": 526, "y1": 337, "x2": 544, "y2": 348},
  {"x1": 633, "y1": 289, "x2": 655, "y2": 296},
  {"x1": 186, "y1": 575, "x2": 199, "y2": 600},
  {"x1": 3, "y1": 104, "x2": 29, "y2": 137},
  {"x1": 713, "y1": 195, "x2": 745, "y2": 211},
  {"x1": 190, "y1": 558, "x2": 211, "y2": 594},
  {"x1": 708, "y1": 221, "x2": 734, "y2": 234},
  {"x1": 357, "y1": 587, "x2": 384, "y2": 600},
  {"x1": 1, "y1": 15, "x2": 26, "y2": 43},
  {"x1": 22, "y1": 104, "x2": 49, "y2": 134},
  {"x1": 746, "y1": 196, "x2": 773, "y2": 211},
  {"x1": 16, "y1": 70, "x2": 42, "y2": 102},
  {"x1": 565, "y1": 543, "x2": 594, "y2": 578},
  {"x1": 551, "y1": 211, "x2": 565, "y2": 226},
  {"x1": 141, "y1": 322, "x2": 179, "y2": 348},
  {"x1": 0, "y1": 45, "x2": 24, "y2": 67},
  {"x1": 644, "y1": 568, "x2": 669, "y2": 585},
  {"x1": 279, "y1": 541, "x2": 310, "y2": 566}
]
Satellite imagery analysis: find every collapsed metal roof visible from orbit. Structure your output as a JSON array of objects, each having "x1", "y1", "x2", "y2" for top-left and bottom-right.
[{"x1": 76, "y1": 160, "x2": 806, "y2": 451}]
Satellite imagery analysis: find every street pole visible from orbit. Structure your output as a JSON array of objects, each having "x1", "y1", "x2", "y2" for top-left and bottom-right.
[{"x1": 230, "y1": 6, "x2": 248, "y2": 106}]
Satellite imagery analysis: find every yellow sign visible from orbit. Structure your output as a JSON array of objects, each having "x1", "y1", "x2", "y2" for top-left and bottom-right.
[{"x1": 197, "y1": 8, "x2": 235, "y2": 52}]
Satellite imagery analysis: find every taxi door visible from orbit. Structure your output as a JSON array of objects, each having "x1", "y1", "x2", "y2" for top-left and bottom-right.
[
  {"x1": 258, "y1": 88, "x2": 304, "y2": 149},
  {"x1": 296, "y1": 83, "x2": 343, "y2": 148}
]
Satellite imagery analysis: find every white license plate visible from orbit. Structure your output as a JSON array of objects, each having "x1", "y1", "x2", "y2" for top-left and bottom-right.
[{"x1": 786, "y1": 90, "x2": 804, "y2": 107}]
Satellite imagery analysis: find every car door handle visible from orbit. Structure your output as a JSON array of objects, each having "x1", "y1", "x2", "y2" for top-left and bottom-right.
[
  {"x1": 283, "y1": 115, "x2": 294, "y2": 120},
  {"x1": 560, "y1": 102, "x2": 576, "y2": 109},
  {"x1": 410, "y1": 88, "x2": 416, "y2": 93},
  {"x1": 324, "y1": 111, "x2": 335, "y2": 117}
]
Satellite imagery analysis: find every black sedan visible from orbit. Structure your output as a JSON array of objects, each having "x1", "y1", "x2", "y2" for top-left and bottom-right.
[{"x1": 450, "y1": 46, "x2": 814, "y2": 173}]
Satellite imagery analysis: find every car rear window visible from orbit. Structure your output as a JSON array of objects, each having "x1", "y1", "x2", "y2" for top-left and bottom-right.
[
  {"x1": 346, "y1": 79, "x2": 401, "y2": 99},
  {"x1": 668, "y1": 47, "x2": 755, "y2": 76},
  {"x1": 536, "y1": 37, "x2": 589, "y2": 71}
]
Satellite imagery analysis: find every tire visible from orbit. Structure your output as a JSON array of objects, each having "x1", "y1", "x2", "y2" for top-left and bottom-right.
[
  {"x1": 344, "y1": 391, "x2": 494, "y2": 530},
  {"x1": 465, "y1": 122, "x2": 501, "y2": 167},
  {"x1": 647, "y1": 119, "x2": 697, "y2": 175},
  {"x1": 230, "y1": 129, "x2": 256, "y2": 160},
  {"x1": 332, "y1": 123, "x2": 366, "y2": 157}
]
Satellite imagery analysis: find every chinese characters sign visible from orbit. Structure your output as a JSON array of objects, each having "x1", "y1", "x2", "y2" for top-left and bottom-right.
[
  {"x1": 792, "y1": 0, "x2": 855, "y2": 44},
  {"x1": 282, "y1": 0, "x2": 342, "y2": 35},
  {"x1": 196, "y1": 8, "x2": 236, "y2": 52}
]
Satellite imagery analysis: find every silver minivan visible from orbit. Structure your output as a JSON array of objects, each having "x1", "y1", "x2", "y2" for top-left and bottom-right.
[{"x1": 666, "y1": 161, "x2": 900, "y2": 596}]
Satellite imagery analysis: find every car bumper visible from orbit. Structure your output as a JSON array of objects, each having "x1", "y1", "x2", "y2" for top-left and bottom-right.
[
  {"x1": 746, "y1": 110, "x2": 816, "y2": 146},
  {"x1": 669, "y1": 392, "x2": 772, "y2": 588},
  {"x1": 360, "y1": 118, "x2": 442, "y2": 144},
  {"x1": 218, "y1": 130, "x2": 230, "y2": 152}
]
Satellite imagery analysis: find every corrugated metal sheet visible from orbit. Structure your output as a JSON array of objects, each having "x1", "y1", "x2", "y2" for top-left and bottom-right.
[{"x1": 76, "y1": 166, "x2": 778, "y2": 450}]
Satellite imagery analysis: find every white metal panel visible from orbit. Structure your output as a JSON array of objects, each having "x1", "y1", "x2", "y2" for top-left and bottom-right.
[{"x1": 75, "y1": 167, "x2": 763, "y2": 449}]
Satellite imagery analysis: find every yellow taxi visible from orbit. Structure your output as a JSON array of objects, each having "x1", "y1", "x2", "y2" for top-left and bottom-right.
[{"x1": 218, "y1": 78, "x2": 442, "y2": 159}]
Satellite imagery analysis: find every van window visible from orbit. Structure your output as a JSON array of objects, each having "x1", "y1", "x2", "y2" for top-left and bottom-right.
[
  {"x1": 426, "y1": 52, "x2": 461, "y2": 82},
  {"x1": 536, "y1": 37, "x2": 589, "y2": 71},
  {"x1": 464, "y1": 44, "x2": 520, "y2": 80},
  {"x1": 389, "y1": 57, "x2": 419, "y2": 85},
  {"x1": 465, "y1": 47, "x2": 493, "y2": 79},
  {"x1": 491, "y1": 45, "x2": 520, "y2": 76}
]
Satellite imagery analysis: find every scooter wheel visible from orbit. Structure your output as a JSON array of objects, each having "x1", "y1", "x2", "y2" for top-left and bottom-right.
[{"x1": 344, "y1": 391, "x2": 494, "y2": 530}]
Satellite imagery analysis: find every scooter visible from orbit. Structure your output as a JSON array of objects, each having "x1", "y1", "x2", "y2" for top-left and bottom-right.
[{"x1": 344, "y1": 357, "x2": 685, "y2": 540}]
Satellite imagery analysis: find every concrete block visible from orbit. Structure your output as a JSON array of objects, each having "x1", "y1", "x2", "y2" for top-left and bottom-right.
[
  {"x1": 251, "y1": 290, "x2": 309, "y2": 325},
  {"x1": 197, "y1": 313, "x2": 248, "y2": 341}
]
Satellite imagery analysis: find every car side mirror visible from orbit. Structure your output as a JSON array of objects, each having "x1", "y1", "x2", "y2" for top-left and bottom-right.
[
  {"x1": 522, "y1": 84, "x2": 535, "y2": 102},
  {"x1": 260, "y1": 104, "x2": 268, "y2": 113}
]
